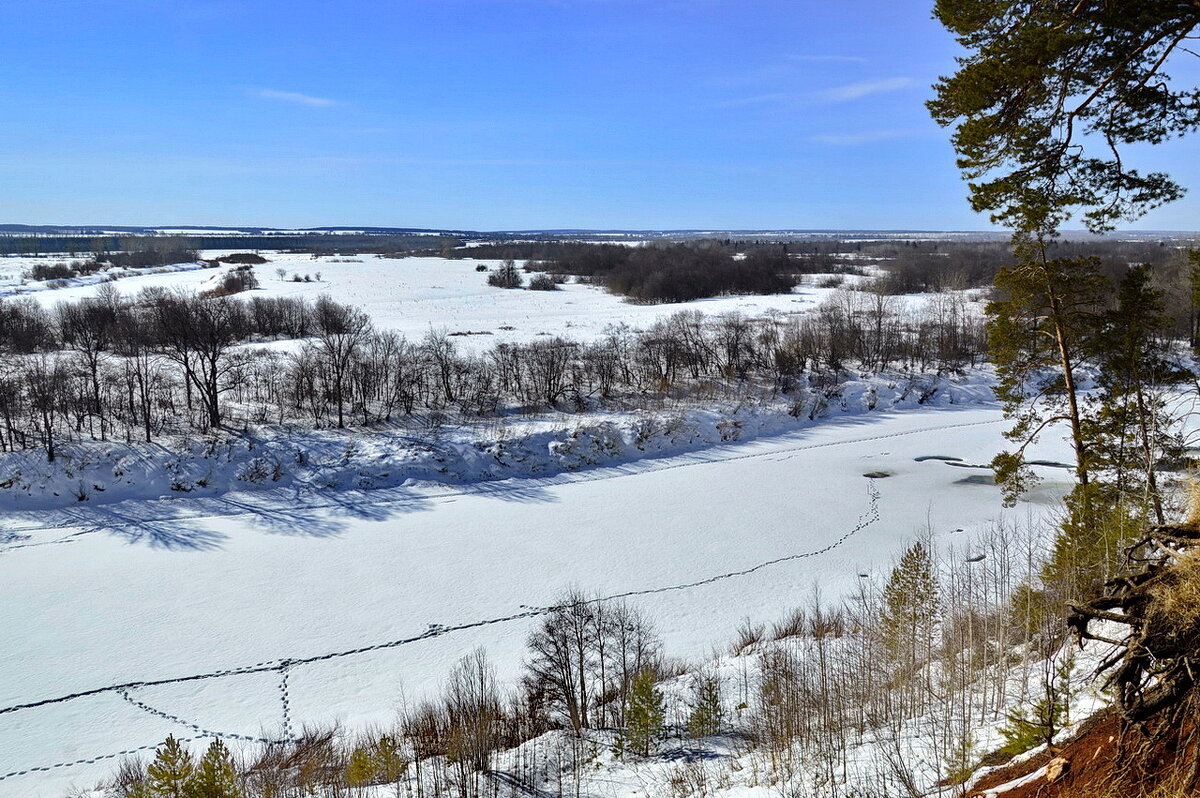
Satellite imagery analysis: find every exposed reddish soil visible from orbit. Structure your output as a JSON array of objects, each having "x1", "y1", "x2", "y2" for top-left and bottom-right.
[
  {"x1": 968, "y1": 711, "x2": 1117, "y2": 797},
  {"x1": 968, "y1": 709, "x2": 1200, "y2": 797}
]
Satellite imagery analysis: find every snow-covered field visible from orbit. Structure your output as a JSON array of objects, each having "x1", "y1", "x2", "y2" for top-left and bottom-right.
[
  {"x1": 0, "y1": 251, "x2": 886, "y2": 352},
  {"x1": 0, "y1": 251, "x2": 1029, "y2": 796}
]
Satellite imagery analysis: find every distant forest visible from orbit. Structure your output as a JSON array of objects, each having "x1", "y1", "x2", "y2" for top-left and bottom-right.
[
  {"x1": 462, "y1": 236, "x2": 1197, "y2": 306},
  {"x1": 0, "y1": 233, "x2": 459, "y2": 258}
]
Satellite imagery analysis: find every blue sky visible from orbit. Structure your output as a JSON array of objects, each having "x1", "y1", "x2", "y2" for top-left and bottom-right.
[{"x1": 1, "y1": 0, "x2": 1196, "y2": 231}]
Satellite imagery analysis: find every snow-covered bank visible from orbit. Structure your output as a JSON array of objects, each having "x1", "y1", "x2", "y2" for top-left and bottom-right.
[{"x1": 0, "y1": 370, "x2": 996, "y2": 514}]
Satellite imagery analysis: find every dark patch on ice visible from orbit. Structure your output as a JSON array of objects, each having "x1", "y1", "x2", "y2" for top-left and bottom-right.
[
  {"x1": 914, "y1": 455, "x2": 964, "y2": 462},
  {"x1": 945, "y1": 461, "x2": 992, "y2": 469},
  {"x1": 955, "y1": 474, "x2": 996, "y2": 486},
  {"x1": 1027, "y1": 460, "x2": 1073, "y2": 469},
  {"x1": 863, "y1": 471, "x2": 892, "y2": 479}
]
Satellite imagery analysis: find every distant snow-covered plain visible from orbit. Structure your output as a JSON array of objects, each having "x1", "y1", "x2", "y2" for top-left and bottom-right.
[
  {"x1": 0, "y1": 251, "x2": 1053, "y2": 797},
  {"x1": 0, "y1": 251, "x2": 891, "y2": 351}
]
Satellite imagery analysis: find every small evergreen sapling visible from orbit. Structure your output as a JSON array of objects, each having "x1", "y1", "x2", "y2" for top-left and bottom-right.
[
  {"x1": 190, "y1": 739, "x2": 243, "y2": 798},
  {"x1": 686, "y1": 675, "x2": 723, "y2": 739},
  {"x1": 998, "y1": 652, "x2": 1073, "y2": 756},
  {"x1": 944, "y1": 729, "x2": 978, "y2": 785},
  {"x1": 346, "y1": 734, "x2": 407, "y2": 788},
  {"x1": 146, "y1": 736, "x2": 195, "y2": 798},
  {"x1": 880, "y1": 542, "x2": 941, "y2": 675},
  {"x1": 616, "y1": 669, "x2": 665, "y2": 758},
  {"x1": 345, "y1": 747, "x2": 375, "y2": 787}
]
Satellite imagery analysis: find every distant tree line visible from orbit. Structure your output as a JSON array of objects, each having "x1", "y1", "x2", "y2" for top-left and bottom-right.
[
  {"x1": 19, "y1": 237, "x2": 201, "y2": 279},
  {"x1": 599, "y1": 245, "x2": 795, "y2": 302},
  {"x1": 25, "y1": 253, "x2": 274, "y2": 285},
  {"x1": 464, "y1": 242, "x2": 801, "y2": 302},
  {"x1": 872, "y1": 237, "x2": 1195, "y2": 299},
  {"x1": 99, "y1": 237, "x2": 200, "y2": 269},
  {"x1": 0, "y1": 285, "x2": 985, "y2": 460},
  {"x1": 0, "y1": 233, "x2": 458, "y2": 258},
  {"x1": 455, "y1": 237, "x2": 1199, "y2": 300}
]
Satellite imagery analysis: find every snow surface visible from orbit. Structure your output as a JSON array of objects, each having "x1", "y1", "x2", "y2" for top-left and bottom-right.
[
  {"x1": 0, "y1": 251, "x2": 1027, "y2": 796},
  {"x1": 0, "y1": 398, "x2": 1076, "y2": 797}
]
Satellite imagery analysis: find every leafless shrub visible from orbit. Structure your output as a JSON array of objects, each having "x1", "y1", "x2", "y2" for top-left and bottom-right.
[
  {"x1": 104, "y1": 756, "x2": 147, "y2": 797},
  {"x1": 246, "y1": 724, "x2": 345, "y2": 797},
  {"x1": 754, "y1": 648, "x2": 805, "y2": 752},
  {"x1": 731, "y1": 617, "x2": 766, "y2": 655},
  {"x1": 527, "y1": 273, "x2": 559, "y2": 291},
  {"x1": 771, "y1": 608, "x2": 808, "y2": 640}
]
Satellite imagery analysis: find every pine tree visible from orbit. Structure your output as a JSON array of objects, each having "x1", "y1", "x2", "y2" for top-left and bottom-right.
[
  {"x1": 346, "y1": 734, "x2": 406, "y2": 788},
  {"x1": 930, "y1": 0, "x2": 1200, "y2": 527},
  {"x1": 928, "y1": 2, "x2": 1199, "y2": 234},
  {"x1": 371, "y1": 735, "x2": 407, "y2": 783},
  {"x1": 1089, "y1": 264, "x2": 1188, "y2": 524},
  {"x1": 617, "y1": 669, "x2": 664, "y2": 758},
  {"x1": 189, "y1": 739, "x2": 242, "y2": 798},
  {"x1": 880, "y1": 542, "x2": 941, "y2": 677},
  {"x1": 998, "y1": 652, "x2": 1073, "y2": 756},
  {"x1": 986, "y1": 248, "x2": 1109, "y2": 507},
  {"x1": 1040, "y1": 485, "x2": 1142, "y2": 606},
  {"x1": 686, "y1": 675, "x2": 723, "y2": 739},
  {"x1": 145, "y1": 736, "x2": 195, "y2": 798},
  {"x1": 345, "y1": 747, "x2": 375, "y2": 788}
]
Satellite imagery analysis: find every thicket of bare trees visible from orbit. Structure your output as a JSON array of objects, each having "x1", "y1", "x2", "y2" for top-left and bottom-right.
[
  {"x1": 523, "y1": 591, "x2": 662, "y2": 735},
  {"x1": 460, "y1": 242, "x2": 799, "y2": 302},
  {"x1": 598, "y1": 244, "x2": 795, "y2": 303},
  {"x1": 0, "y1": 286, "x2": 986, "y2": 461},
  {"x1": 458, "y1": 237, "x2": 1198, "y2": 305}
]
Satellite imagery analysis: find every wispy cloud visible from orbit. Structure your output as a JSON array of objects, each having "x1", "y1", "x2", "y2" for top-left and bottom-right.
[
  {"x1": 253, "y1": 89, "x2": 338, "y2": 107},
  {"x1": 819, "y1": 77, "x2": 916, "y2": 102},
  {"x1": 807, "y1": 130, "x2": 911, "y2": 146},
  {"x1": 714, "y1": 54, "x2": 868, "y2": 89},
  {"x1": 709, "y1": 74, "x2": 918, "y2": 110}
]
